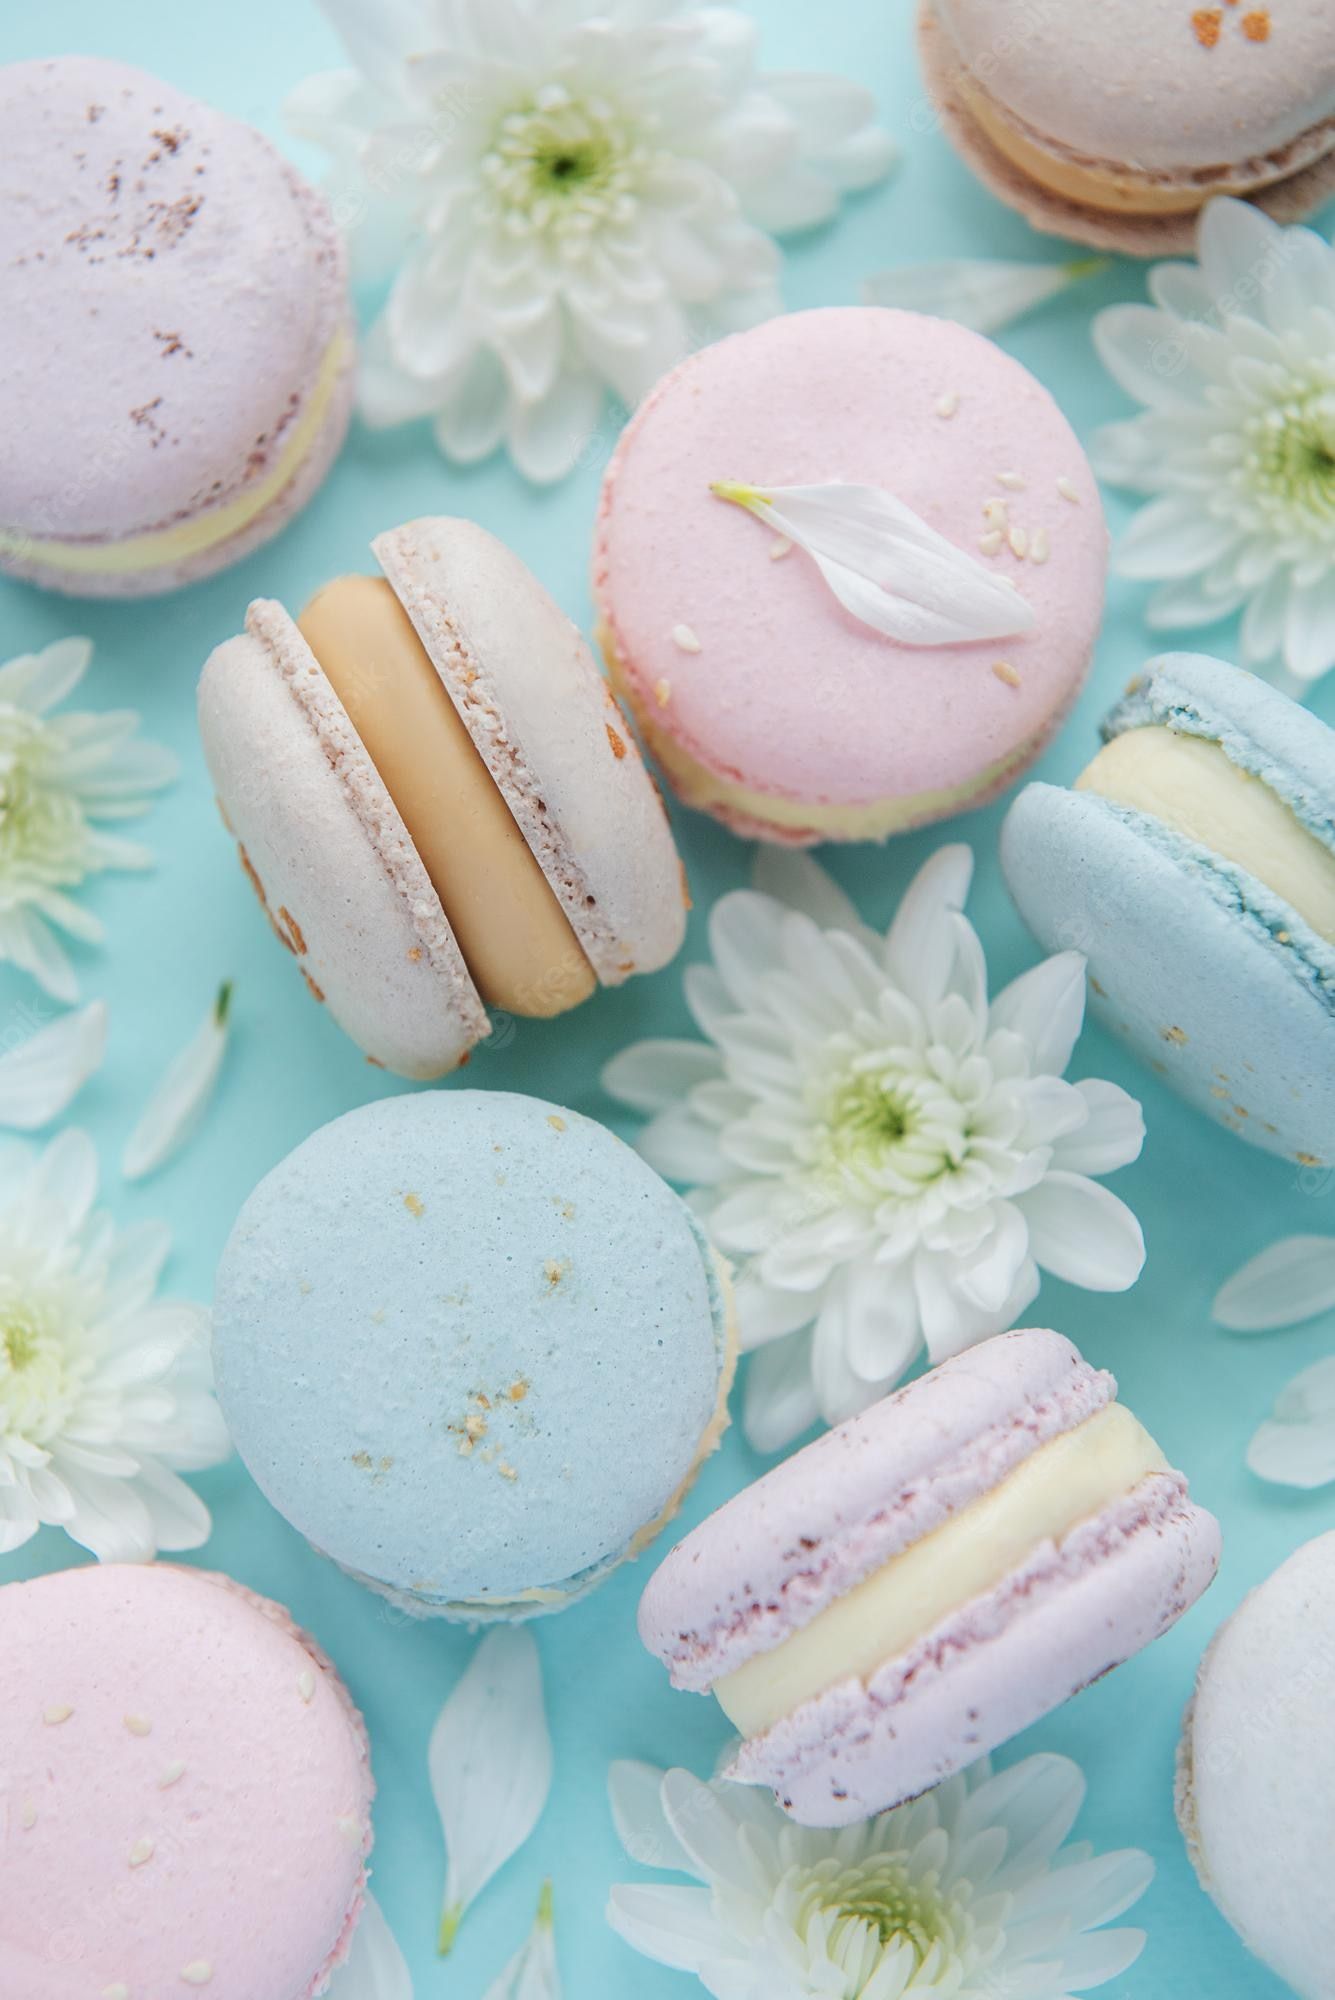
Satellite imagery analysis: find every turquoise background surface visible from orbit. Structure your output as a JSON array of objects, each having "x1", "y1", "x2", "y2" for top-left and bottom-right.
[{"x1": 4, "y1": 3, "x2": 1334, "y2": 1995}]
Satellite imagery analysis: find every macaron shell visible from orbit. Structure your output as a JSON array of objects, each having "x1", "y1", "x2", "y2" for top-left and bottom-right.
[
  {"x1": 640, "y1": 1329, "x2": 1113, "y2": 1690},
  {"x1": 198, "y1": 606, "x2": 486, "y2": 1080},
  {"x1": 919, "y1": 4, "x2": 1335, "y2": 256},
  {"x1": 595, "y1": 307, "x2": 1106, "y2": 825},
  {"x1": 732, "y1": 1471, "x2": 1221, "y2": 1827},
  {"x1": 0, "y1": 57, "x2": 353, "y2": 585},
  {"x1": 374, "y1": 517, "x2": 687, "y2": 983},
  {"x1": 211, "y1": 1091, "x2": 734, "y2": 1613},
  {"x1": 930, "y1": 0, "x2": 1335, "y2": 178},
  {"x1": 0, "y1": 1563, "x2": 372, "y2": 2000},
  {"x1": 1177, "y1": 1533, "x2": 1335, "y2": 1999},
  {"x1": 1001, "y1": 779, "x2": 1335, "y2": 1162}
]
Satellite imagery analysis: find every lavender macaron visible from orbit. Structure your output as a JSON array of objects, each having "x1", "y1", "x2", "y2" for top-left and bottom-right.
[
  {"x1": 0, "y1": 57, "x2": 353, "y2": 597},
  {"x1": 639, "y1": 1329, "x2": 1220, "y2": 1827}
]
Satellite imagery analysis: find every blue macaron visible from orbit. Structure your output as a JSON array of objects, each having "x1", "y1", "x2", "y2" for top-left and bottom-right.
[
  {"x1": 1001, "y1": 652, "x2": 1335, "y2": 1166},
  {"x1": 211, "y1": 1091, "x2": 735, "y2": 1619}
]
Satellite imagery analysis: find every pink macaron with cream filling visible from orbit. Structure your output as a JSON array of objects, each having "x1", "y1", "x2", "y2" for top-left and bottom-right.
[
  {"x1": 639, "y1": 1329, "x2": 1220, "y2": 1827},
  {"x1": 0, "y1": 1563, "x2": 373, "y2": 2000},
  {"x1": 594, "y1": 307, "x2": 1107, "y2": 846}
]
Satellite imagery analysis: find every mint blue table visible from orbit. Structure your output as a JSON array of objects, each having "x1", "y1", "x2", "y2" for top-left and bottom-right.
[{"x1": 5, "y1": 3, "x2": 1332, "y2": 1994}]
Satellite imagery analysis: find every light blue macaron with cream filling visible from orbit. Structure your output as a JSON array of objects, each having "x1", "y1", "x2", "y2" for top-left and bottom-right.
[
  {"x1": 1001, "y1": 652, "x2": 1335, "y2": 1166},
  {"x1": 211, "y1": 1091, "x2": 736, "y2": 1620}
]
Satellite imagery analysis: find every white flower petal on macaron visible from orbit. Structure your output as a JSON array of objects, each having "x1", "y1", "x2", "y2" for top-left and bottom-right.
[
  {"x1": 864, "y1": 254, "x2": 1107, "y2": 335},
  {"x1": 1213, "y1": 1236, "x2": 1335, "y2": 1331},
  {"x1": 1247, "y1": 1354, "x2": 1335, "y2": 1488},
  {"x1": 323, "y1": 1895, "x2": 414, "y2": 2000},
  {"x1": 430, "y1": 1626, "x2": 553, "y2": 1956},
  {"x1": 122, "y1": 983, "x2": 233, "y2": 1183},
  {"x1": 709, "y1": 480, "x2": 1037, "y2": 647},
  {"x1": 0, "y1": 1000, "x2": 106, "y2": 1130}
]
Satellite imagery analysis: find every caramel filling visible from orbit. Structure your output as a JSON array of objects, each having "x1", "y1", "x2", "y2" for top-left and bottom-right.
[{"x1": 299, "y1": 576, "x2": 595, "y2": 1016}]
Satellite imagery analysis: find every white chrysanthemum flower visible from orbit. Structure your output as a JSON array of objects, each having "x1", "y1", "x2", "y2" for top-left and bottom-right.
[
  {"x1": 0, "y1": 1129, "x2": 229, "y2": 1561},
  {"x1": 0, "y1": 638, "x2": 177, "y2": 1001},
  {"x1": 607, "y1": 1754, "x2": 1152, "y2": 2000},
  {"x1": 603, "y1": 847, "x2": 1145, "y2": 1452},
  {"x1": 1092, "y1": 197, "x2": 1335, "y2": 686},
  {"x1": 288, "y1": 0, "x2": 896, "y2": 483}
]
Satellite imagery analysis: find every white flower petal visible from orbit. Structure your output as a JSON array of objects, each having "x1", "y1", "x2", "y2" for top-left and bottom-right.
[
  {"x1": 751, "y1": 846, "x2": 867, "y2": 938},
  {"x1": 742, "y1": 1327, "x2": 822, "y2": 1453},
  {"x1": 1018, "y1": 1173, "x2": 1145, "y2": 1291},
  {"x1": 324, "y1": 1895, "x2": 413, "y2": 2000},
  {"x1": 431, "y1": 1626, "x2": 553, "y2": 1954},
  {"x1": 602, "y1": 1040, "x2": 723, "y2": 1114},
  {"x1": 733, "y1": 1271, "x2": 821, "y2": 1351},
  {"x1": 1049, "y1": 1081, "x2": 1145, "y2": 1177},
  {"x1": 1248, "y1": 1357, "x2": 1335, "y2": 1488},
  {"x1": 636, "y1": 1105, "x2": 726, "y2": 1185},
  {"x1": 0, "y1": 1000, "x2": 106, "y2": 1130},
  {"x1": 1215, "y1": 1234, "x2": 1335, "y2": 1331},
  {"x1": 1093, "y1": 303, "x2": 1202, "y2": 410},
  {"x1": 884, "y1": 845, "x2": 974, "y2": 1012},
  {"x1": 711, "y1": 482, "x2": 1036, "y2": 647},
  {"x1": 989, "y1": 953, "x2": 1087, "y2": 1077},
  {"x1": 864, "y1": 255, "x2": 1105, "y2": 335},
  {"x1": 608, "y1": 1761, "x2": 695, "y2": 1876},
  {"x1": 483, "y1": 1882, "x2": 560, "y2": 2000},
  {"x1": 605, "y1": 1883, "x2": 723, "y2": 1973},
  {"x1": 121, "y1": 983, "x2": 232, "y2": 1183}
]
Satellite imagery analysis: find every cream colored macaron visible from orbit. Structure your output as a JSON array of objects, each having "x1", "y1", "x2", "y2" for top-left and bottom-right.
[
  {"x1": 920, "y1": 0, "x2": 1335, "y2": 254},
  {"x1": 198, "y1": 518, "x2": 687, "y2": 1078}
]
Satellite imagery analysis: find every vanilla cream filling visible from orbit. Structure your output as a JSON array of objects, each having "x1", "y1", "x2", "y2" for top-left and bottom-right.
[
  {"x1": 953, "y1": 68, "x2": 1322, "y2": 216},
  {"x1": 0, "y1": 330, "x2": 349, "y2": 576},
  {"x1": 714, "y1": 1403, "x2": 1166, "y2": 1740},
  {"x1": 1077, "y1": 726, "x2": 1335, "y2": 947},
  {"x1": 299, "y1": 575, "x2": 595, "y2": 1018},
  {"x1": 601, "y1": 627, "x2": 1044, "y2": 840}
]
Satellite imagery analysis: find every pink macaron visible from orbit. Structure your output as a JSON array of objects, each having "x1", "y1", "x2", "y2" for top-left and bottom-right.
[
  {"x1": 594, "y1": 308, "x2": 1107, "y2": 846},
  {"x1": 0, "y1": 56, "x2": 353, "y2": 598},
  {"x1": 0, "y1": 1562, "x2": 373, "y2": 2000},
  {"x1": 639, "y1": 1329, "x2": 1220, "y2": 1827}
]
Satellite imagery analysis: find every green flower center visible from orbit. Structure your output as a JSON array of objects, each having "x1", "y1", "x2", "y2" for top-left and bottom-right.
[
  {"x1": 810, "y1": 1060, "x2": 967, "y2": 1201},
  {"x1": 1242, "y1": 385, "x2": 1335, "y2": 539},
  {"x1": 825, "y1": 1072, "x2": 913, "y2": 1157},
  {"x1": 793, "y1": 1854, "x2": 975, "y2": 1992},
  {"x1": 0, "y1": 706, "x2": 93, "y2": 899},
  {"x1": 0, "y1": 1289, "x2": 87, "y2": 1444},
  {"x1": 482, "y1": 87, "x2": 640, "y2": 236}
]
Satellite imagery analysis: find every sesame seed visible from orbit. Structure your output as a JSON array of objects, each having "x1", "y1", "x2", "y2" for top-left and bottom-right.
[
  {"x1": 654, "y1": 678, "x2": 671, "y2": 708},
  {"x1": 982, "y1": 498, "x2": 1009, "y2": 525},
  {"x1": 996, "y1": 471, "x2": 1025, "y2": 490},
  {"x1": 298, "y1": 1671, "x2": 316, "y2": 1705},
  {"x1": 978, "y1": 530, "x2": 1004, "y2": 556},
  {"x1": 180, "y1": 1965, "x2": 213, "y2": 1987},
  {"x1": 103, "y1": 1986, "x2": 131, "y2": 2000},
  {"x1": 547, "y1": 1115, "x2": 566, "y2": 1132},
  {"x1": 769, "y1": 537, "x2": 793, "y2": 560},
  {"x1": 43, "y1": 1704, "x2": 73, "y2": 1726},
  {"x1": 935, "y1": 392, "x2": 959, "y2": 418},
  {"x1": 671, "y1": 623, "x2": 702, "y2": 654},
  {"x1": 20, "y1": 1800, "x2": 37, "y2": 1831},
  {"x1": 129, "y1": 1837, "x2": 154, "y2": 1868},
  {"x1": 1056, "y1": 476, "x2": 1080, "y2": 504},
  {"x1": 992, "y1": 662, "x2": 1022, "y2": 688},
  {"x1": 1030, "y1": 526, "x2": 1050, "y2": 564},
  {"x1": 335, "y1": 1814, "x2": 362, "y2": 1844},
  {"x1": 159, "y1": 1761, "x2": 186, "y2": 1789},
  {"x1": 124, "y1": 1714, "x2": 152, "y2": 1737},
  {"x1": 1008, "y1": 525, "x2": 1029, "y2": 559}
]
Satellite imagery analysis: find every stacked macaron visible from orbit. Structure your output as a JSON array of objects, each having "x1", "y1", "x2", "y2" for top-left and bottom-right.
[
  {"x1": 199, "y1": 518, "x2": 687, "y2": 1078},
  {"x1": 918, "y1": 0, "x2": 1335, "y2": 253},
  {"x1": 639, "y1": 1330, "x2": 1219, "y2": 1826},
  {"x1": 0, "y1": 57, "x2": 353, "y2": 595}
]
